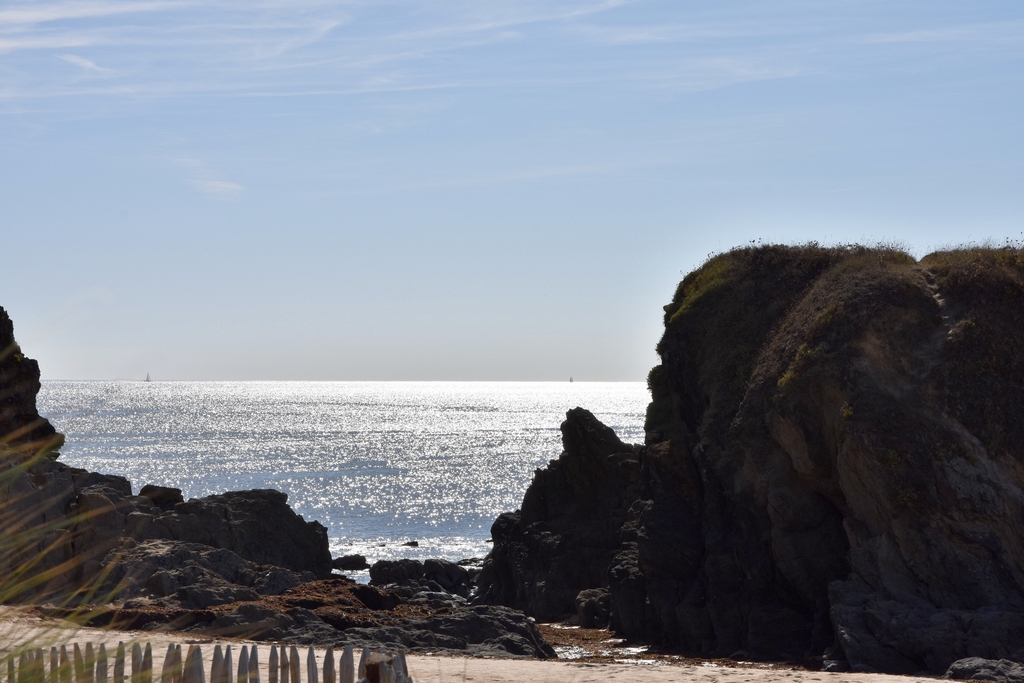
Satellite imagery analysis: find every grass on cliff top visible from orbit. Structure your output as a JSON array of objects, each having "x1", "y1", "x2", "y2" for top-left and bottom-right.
[
  {"x1": 920, "y1": 241, "x2": 1024, "y2": 460},
  {"x1": 650, "y1": 242, "x2": 915, "y2": 443},
  {"x1": 649, "y1": 239, "x2": 1024, "y2": 463}
]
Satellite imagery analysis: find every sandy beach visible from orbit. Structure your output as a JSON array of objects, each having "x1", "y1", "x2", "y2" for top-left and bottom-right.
[{"x1": 0, "y1": 607, "x2": 941, "y2": 683}]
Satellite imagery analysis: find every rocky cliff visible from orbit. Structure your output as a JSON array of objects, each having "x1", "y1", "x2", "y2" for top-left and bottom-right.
[
  {"x1": 0, "y1": 305, "x2": 334, "y2": 601},
  {"x1": 0, "y1": 308, "x2": 62, "y2": 457},
  {"x1": 479, "y1": 244, "x2": 1024, "y2": 673}
]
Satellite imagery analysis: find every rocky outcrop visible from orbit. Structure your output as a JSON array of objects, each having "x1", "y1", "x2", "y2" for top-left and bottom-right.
[
  {"x1": 40, "y1": 477, "x2": 332, "y2": 595},
  {"x1": 0, "y1": 307, "x2": 62, "y2": 457},
  {"x1": 97, "y1": 539, "x2": 304, "y2": 609},
  {"x1": 143, "y1": 489, "x2": 332, "y2": 578},
  {"x1": 945, "y1": 658, "x2": 1024, "y2": 683},
  {"x1": 336, "y1": 606, "x2": 555, "y2": 658},
  {"x1": 0, "y1": 308, "x2": 330, "y2": 601},
  {"x1": 480, "y1": 244, "x2": 1024, "y2": 673},
  {"x1": 51, "y1": 575, "x2": 555, "y2": 658},
  {"x1": 475, "y1": 408, "x2": 642, "y2": 621},
  {"x1": 334, "y1": 554, "x2": 370, "y2": 571},
  {"x1": 370, "y1": 558, "x2": 477, "y2": 602},
  {"x1": 0, "y1": 305, "x2": 553, "y2": 659}
]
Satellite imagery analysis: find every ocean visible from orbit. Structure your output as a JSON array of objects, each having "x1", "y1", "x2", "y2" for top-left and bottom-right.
[{"x1": 37, "y1": 381, "x2": 648, "y2": 577}]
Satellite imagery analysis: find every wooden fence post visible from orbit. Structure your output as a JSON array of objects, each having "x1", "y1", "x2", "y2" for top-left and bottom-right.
[
  {"x1": 322, "y1": 647, "x2": 334, "y2": 683},
  {"x1": 59, "y1": 646, "x2": 71, "y2": 683},
  {"x1": 338, "y1": 647, "x2": 352, "y2": 683},
  {"x1": 305, "y1": 649, "x2": 316, "y2": 683},
  {"x1": 238, "y1": 647, "x2": 249, "y2": 683},
  {"x1": 112, "y1": 645, "x2": 123, "y2": 683},
  {"x1": 210, "y1": 646, "x2": 223, "y2": 683},
  {"x1": 141, "y1": 645, "x2": 151, "y2": 683},
  {"x1": 246, "y1": 648, "x2": 258, "y2": 683},
  {"x1": 72, "y1": 645, "x2": 84, "y2": 683},
  {"x1": 130, "y1": 646, "x2": 141, "y2": 683},
  {"x1": 95, "y1": 646, "x2": 107, "y2": 683},
  {"x1": 84, "y1": 645, "x2": 95, "y2": 683}
]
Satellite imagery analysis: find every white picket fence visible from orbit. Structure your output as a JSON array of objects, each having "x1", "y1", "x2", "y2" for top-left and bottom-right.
[{"x1": 4, "y1": 644, "x2": 411, "y2": 683}]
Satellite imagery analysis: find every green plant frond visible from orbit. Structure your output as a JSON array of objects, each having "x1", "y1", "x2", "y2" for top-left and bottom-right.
[
  {"x1": 0, "y1": 422, "x2": 139, "y2": 645},
  {"x1": 0, "y1": 343, "x2": 21, "y2": 364}
]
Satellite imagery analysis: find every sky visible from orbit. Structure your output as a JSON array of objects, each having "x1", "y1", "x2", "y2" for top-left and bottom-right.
[{"x1": 2, "y1": 0, "x2": 1023, "y2": 381}]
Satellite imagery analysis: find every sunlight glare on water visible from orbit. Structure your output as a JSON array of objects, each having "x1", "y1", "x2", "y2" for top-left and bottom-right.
[{"x1": 38, "y1": 381, "x2": 648, "y2": 567}]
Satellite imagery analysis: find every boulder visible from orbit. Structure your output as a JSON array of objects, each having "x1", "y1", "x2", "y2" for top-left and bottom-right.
[
  {"x1": 945, "y1": 658, "x2": 1024, "y2": 683},
  {"x1": 575, "y1": 588, "x2": 610, "y2": 628},
  {"x1": 150, "y1": 489, "x2": 332, "y2": 578},
  {"x1": 51, "y1": 481, "x2": 333, "y2": 594},
  {"x1": 370, "y1": 559, "x2": 425, "y2": 585},
  {"x1": 139, "y1": 485, "x2": 184, "y2": 510},
  {"x1": 97, "y1": 538, "x2": 302, "y2": 608},
  {"x1": 333, "y1": 554, "x2": 370, "y2": 571},
  {"x1": 424, "y1": 558, "x2": 468, "y2": 589},
  {"x1": 254, "y1": 568, "x2": 302, "y2": 596}
]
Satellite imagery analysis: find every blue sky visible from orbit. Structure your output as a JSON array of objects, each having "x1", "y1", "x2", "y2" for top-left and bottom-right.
[{"x1": 2, "y1": 0, "x2": 1023, "y2": 380}]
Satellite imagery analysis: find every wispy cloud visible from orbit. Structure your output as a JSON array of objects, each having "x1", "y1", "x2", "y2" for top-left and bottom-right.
[
  {"x1": 191, "y1": 178, "x2": 247, "y2": 199},
  {"x1": 650, "y1": 56, "x2": 806, "y2": 92},
  {"x1": 0, "y1": 35, "x2": 96, "y2": 52},
  {"x1": 859, "y1": 22, "x2": 1024, "y2": 45},
  {"x1": 177, "y1": 157, "x2": 246, "y2": 200},
  {"x1": 58, "y1": 53, "x2": 114, "y2": 74},
  {"x1": 0, "y1": 1, "x2": 178, "y2": 26},
  {"x1": 0, "y1": 0, "x2": 637, "y2": 101},
  {"x1": 572, "y1": 22, "x2": 771, "y2": 46},
  {"x1": 4, "y1": 1, "x2": 1023, "y2": 109}
]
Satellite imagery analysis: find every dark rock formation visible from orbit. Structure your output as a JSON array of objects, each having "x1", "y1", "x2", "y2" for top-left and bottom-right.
[
  {"x1": 480, "y1": 244, "x2": 1024, "y2": 673},
  {"x1": 31, "y1": 477, "x2": 333, "y2": 593},
  {"x1": 138, "y1": 484, "x2": 184, "y2": 510},
  {"x1": 475, "y1": 407, "x2": 642, "y2": 620},
  {"x1": 99, "y1": 539, "x2": 288, "y2": 608},
  {"x1": 152, "y1": 489, "x2": 332, "y2": 578},
  {"x1": 333, "y1": 554, "x2": 370, "y2": 571},
  {"x1": 945, "y1": 658, "x2": 1024, "y2": 683},
  {"x1": 53, "y1": 577, "x2": 554, "y2": 658},
  {"x1": 575, "y1": 588, "x2": 610, "y2": 628},
  {"x1": 369, "y1": 559, "x2": 425, "y2": 585},
  {"x1": 370, "y1": 558, "x2": 474, "y2": 601},
  {"x1": 0, "y1": 315, "x2": 330, "y2": 598},
  {"x1": 339, "y1": 605, "x2": 555, "y2": 658},
  {"x1": 0, "y1": 304, "x2": 555, "y2": 660},
  {"x1": 0, "y1": 307, "x2": 62, "y2": 458}
]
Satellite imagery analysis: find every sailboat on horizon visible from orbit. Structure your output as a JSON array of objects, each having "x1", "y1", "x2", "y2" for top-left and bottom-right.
[{"x1": 145, "y1": 372, "x2": 151, "y2": 382}]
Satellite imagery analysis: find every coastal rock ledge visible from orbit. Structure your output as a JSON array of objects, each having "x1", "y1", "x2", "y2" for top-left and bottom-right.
[
  {"x1": 0, "y1": 305, "x2": 551, "y2": 659},
  {"x1": 477, "y1": 244, "x2": 1024, "y2": 674}
]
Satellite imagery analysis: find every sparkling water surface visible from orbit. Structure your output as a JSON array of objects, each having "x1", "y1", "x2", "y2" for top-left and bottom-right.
[{"x1": 37, "y1": 381, "x2": 648, "y2": 575}]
